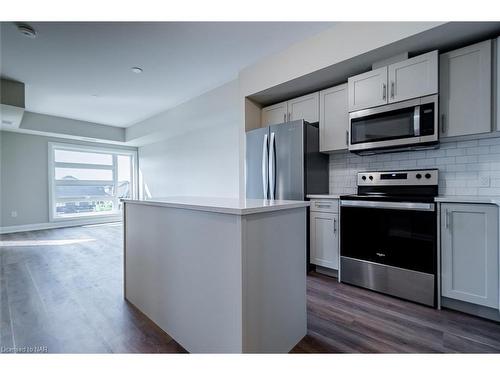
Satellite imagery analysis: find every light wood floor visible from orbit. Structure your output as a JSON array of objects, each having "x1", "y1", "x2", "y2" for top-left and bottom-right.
[{"x1": 1, "y1": 224, "x2": 500, "y2": 353}]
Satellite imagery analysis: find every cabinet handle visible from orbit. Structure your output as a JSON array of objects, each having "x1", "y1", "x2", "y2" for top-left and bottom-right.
[
  {"x1": 382, "y1": 83, "x2": 387, "y2": 100},
  {"x1": 441, "y1": 114, "x2": 446, "y2": 134},
  {"x1": 283, "y1": 113, "x2": 286, "y2": 123},
  {"x1": 445, "y1": 209, "x2": 450, "y2": 229},
  {"x1": 345, "y1": 130, "x2": 349, "y2": 146},
  {"x1": 288, "y1": 112, "x2": 291, "y2": 122},
  {"x1": 390, "y1": 81, "x2": 395, "y2": 99},
  {"x1": 333, "y1": 218, "x2": 337, "y2": 234}
]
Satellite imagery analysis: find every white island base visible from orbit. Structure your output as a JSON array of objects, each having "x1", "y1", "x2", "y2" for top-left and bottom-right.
[{"x1": 123, "y1": 197, "x2": 309, "y2": 353}]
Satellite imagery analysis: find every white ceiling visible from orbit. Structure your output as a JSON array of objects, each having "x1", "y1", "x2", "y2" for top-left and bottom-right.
[{"x1": 0, "y1": 22, "x2": 334, "y2": 127}]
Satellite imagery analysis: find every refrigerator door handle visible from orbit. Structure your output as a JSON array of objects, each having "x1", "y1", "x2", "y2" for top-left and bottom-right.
[
  {"x1": 261, "y1": 133, "x2": 269, "y2": 199},
  {"x1": 269, "y1": 132, "x2": 276, "y2": 200}
]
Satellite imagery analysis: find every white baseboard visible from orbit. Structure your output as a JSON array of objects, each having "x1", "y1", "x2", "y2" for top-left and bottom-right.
[{"x1": 0, "y1": 217, "x2": 122, "y2": 234}]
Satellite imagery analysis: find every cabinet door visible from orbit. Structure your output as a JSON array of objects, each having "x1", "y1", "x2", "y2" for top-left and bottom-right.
[
  {"x1": 388, "y1": 50, "x2": 438, "y2": 103},
  {"x1": 261, "y1": 101, "x2": 288, "y2": 127},
  {"x1": 348, "y1": 66, "x2": 388, "y2": 112},
  {"x1": 441, "y1": 203, "x2": 499, "y2": 309},
  {"x1": 440, "y1": 40, "x2": 492, "y2": 138},
  {"x1": 319, "y1": 83, "x2": 348, "y2": 152},
  {"x1": 310, "y1": 211, "x2": 339, "y2": 270},
  {"x1": 288, "y1": 92, "x2": 319, "y2": 123},
  {"x1": 497, "y1": 37, "x2": 500, "y2": 132}
]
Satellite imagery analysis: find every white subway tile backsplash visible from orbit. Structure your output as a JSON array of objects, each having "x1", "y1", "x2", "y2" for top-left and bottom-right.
[
  {"x1": 445, "y1": 148, "x2": 466, "y2": 157},
  {"x1": 466, "y1": 146, "x2": 490, "y2": 155},
  {"x1": 329, "y1": 137, "x2": 500, "y2": 196},
  {"x1": 457, "y1": 140, "x2": 478, "y2": 148}
]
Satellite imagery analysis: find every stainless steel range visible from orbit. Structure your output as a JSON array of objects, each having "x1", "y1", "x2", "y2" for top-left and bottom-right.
[{"x1": 340, "y1": 169, "x2": 438, "y2": 307}]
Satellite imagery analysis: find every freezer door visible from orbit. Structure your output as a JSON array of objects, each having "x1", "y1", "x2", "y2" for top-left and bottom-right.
[
  {"x1": 270, "y1": 120, "x2": 304, "y2": 200},
  {"x1": 246, "y1": 126, "x2": 270, "y2": 199}
]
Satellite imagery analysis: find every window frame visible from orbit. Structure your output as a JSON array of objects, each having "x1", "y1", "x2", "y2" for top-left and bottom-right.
[{"x1": 48, "y1": 142, "x2": 138, "y2": 222}]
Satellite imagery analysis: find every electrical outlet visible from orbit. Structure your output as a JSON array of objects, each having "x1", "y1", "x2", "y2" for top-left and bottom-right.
[
  {"x1": 11, "y1": 210, "x2": 18, "y2": 218},
  {"x1": 479, "y1": 175, "x2": 490, "y2": 188}
]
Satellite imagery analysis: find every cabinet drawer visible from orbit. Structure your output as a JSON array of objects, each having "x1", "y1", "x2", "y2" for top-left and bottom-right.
[{"x1": 310, "y1": 199, "x2": 339, "y2": 213}]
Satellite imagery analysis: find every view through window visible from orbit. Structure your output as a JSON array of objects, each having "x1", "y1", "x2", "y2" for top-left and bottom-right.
[{"x1": 49, "y1": 143, "x2": 136, "y2": 220}]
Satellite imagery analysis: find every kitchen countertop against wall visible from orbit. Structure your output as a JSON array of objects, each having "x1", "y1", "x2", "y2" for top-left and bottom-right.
[{"x1": 435, "y1": 195, "x2": 500, "y2": 206}]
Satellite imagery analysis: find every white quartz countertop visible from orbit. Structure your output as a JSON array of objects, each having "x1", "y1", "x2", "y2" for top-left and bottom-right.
[
  {"x1": 435, "y1": 196, "x2": 500, "y2": 206},
  {"x1": 122, "y1": 197, "x2": 310, "y2": 215},
  {"x1": 306, "y1": 194, "x2": 341, "y2": 199}
]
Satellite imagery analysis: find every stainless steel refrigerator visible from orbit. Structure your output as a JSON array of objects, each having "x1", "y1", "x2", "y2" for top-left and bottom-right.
[{"x1": 246, "y1": 120, "x2": 328, "y2": 201}]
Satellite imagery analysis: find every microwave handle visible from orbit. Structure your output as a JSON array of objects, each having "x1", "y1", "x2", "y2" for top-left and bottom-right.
[{"x1": 413, "y1": 105, "x2": 420, "y2": 137}]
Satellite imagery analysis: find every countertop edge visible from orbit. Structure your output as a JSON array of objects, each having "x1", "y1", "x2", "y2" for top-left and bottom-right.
[
  {"x1": 122, "y1": 199, "x2": 310, "y2": 215},
  {"x1": 306, "y1": 194, "x2": 341, "y2": 199},
  {"x1": 435, "y1": 196, "x2": 500, "y2": 206}
]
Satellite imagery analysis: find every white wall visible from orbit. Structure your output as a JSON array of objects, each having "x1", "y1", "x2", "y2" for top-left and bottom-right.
[
  {"x1": 137, "y1": 80, "x2": 239, "y2": 199},
  {"x1": 0, "y1": 130, "x2": 136, "y2": 229},
  {"x1": 238, "y1": 22, "x2": 443, "y2": 97}
]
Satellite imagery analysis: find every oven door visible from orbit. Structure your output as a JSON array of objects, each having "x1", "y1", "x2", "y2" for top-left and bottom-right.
[
  {"x1": 340, "y1": 200, "x2": 437, "y2": 274},
  {"x1": 349, "y1": 95, "x2": 438, "y2": 152}
]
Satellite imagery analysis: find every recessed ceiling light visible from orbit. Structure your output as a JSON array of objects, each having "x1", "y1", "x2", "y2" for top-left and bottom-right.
[
  {"x1": 16, "y1": 23, "x2": 37, "y2": 39},
  {"x1": 131, "y1": 67, "x2": 143, "y2": 74}
]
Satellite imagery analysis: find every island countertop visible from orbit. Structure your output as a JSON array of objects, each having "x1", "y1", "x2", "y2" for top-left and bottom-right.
[{"x1": 122, "y1": 197, "x2": 310, "y2": 215}]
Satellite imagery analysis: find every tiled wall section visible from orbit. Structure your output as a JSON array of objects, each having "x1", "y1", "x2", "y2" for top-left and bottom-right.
[{"x1": 329, "y1": 136, "x2": 500, "y2": 196}]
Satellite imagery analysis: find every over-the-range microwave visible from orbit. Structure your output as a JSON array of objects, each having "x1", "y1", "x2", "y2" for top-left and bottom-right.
[{"x1": 348, "y1": 94, "x2": 438, "y2": 154}]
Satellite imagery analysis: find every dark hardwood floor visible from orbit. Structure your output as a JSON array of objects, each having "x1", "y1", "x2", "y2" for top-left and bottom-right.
[{"x1": 1, "y1": 223, "x2": 500, "y2": 353}]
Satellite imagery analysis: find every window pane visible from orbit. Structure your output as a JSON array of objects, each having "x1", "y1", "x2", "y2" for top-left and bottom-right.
[
  {"x1": 55, "y1": 168, "x2": 112, "y2": 181},
  {"x1": 117, "y1": 155, "x2": 132, "y2": 199},
  {"x1": 55, "y1": 149, "x2": 112, "y2": 165},
  {"x1": 55, "y1": 184, "x2": 114, "y2": 199},
  {"x1": 55, "y1": 200, "x2": 115, "y2": 217}
]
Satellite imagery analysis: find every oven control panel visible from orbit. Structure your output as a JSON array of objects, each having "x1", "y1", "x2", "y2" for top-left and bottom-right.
[{"x1": 358, "y1": 169, "x2": 438, "y2": 186}]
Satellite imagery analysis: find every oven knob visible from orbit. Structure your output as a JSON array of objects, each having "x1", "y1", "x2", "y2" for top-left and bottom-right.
[
  {"x1": 416, "y1": 173, "x2": 422, "y2": 179},
  {"x1": 425, "y1": 173, "x2": 432, "y2": 179},
  {"x1": 362, "y1": 176, "x2": 366, "y2": 181},
  {"x1": 369, "y1": 176, "x2": 373, "y2": 181}
]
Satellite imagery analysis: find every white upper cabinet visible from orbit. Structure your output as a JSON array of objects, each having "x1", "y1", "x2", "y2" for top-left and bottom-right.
[
  {"x1": 440, "y1": 40, "x2": 492, "y2": 138},
  {"x1": 288, "y1": 92, "x2": 319, "y2": 123},
  {"x1": 261, "y1": 101, "x2": 288, "y2": 127},
  {"x1": 261, "y1": 92, "x2": 319, "y2": 127},
  {"x1": 388, "y1": 50, "x2": 438, "y2": 103},
  {"x1": 319, "y1": 83, "x2": 349, "y2": 152},
  {"x1": 348, "y1": 66, "x2": 388, "y2": 112},
  {"x1": 348, "y1": 50, "x2": 438, "y2": 112},
  {"x1": 441, "y1": 203, "x2": 499, "y2": 309}
]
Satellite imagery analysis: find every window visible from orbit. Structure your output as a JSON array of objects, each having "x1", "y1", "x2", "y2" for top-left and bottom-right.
[{"x1": 49, "y1": 143, "x2": 137, "y2": 221}]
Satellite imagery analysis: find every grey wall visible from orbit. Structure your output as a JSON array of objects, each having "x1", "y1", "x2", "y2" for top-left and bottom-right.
[
  {"x1": 329, "y1": 136, "x2": 500, "y2": 196},
  {"x1": 0, "y1": 131, "x2": 136, "y2": 228},
  {"x1": 21, "y1": 112, "x2": 126, "y2": 142},
  {"x1": 138, "y1": 81, "x2": 240, "y2": 199}
]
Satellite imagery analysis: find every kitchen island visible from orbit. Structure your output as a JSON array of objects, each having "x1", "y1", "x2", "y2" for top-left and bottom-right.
[{"x1": 122, "y1": 197, "x2": 309, "y2": 353}]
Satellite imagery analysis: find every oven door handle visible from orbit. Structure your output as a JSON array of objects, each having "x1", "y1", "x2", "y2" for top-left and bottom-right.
[{"x1": 340, "y1": 200, "x2": 435, "y2": 212}]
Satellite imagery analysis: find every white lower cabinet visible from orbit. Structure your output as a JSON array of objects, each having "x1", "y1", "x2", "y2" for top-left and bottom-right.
[
  {"x1": 310, "y1": 200, "x2": 339, "y2": 270},
  {"x1": 441, "y1": 203, "x2": 499, "y2": 309}
]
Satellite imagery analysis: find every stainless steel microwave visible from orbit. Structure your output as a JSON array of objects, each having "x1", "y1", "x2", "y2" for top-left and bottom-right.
[{"x1": 348, "y1": 94, "x2": 439, "y2": 154}]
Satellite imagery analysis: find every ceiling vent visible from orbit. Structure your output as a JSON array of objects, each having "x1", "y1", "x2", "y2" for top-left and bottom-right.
[{"x1": 1, "y1": 79, "x2": 25, "y2": 130}]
